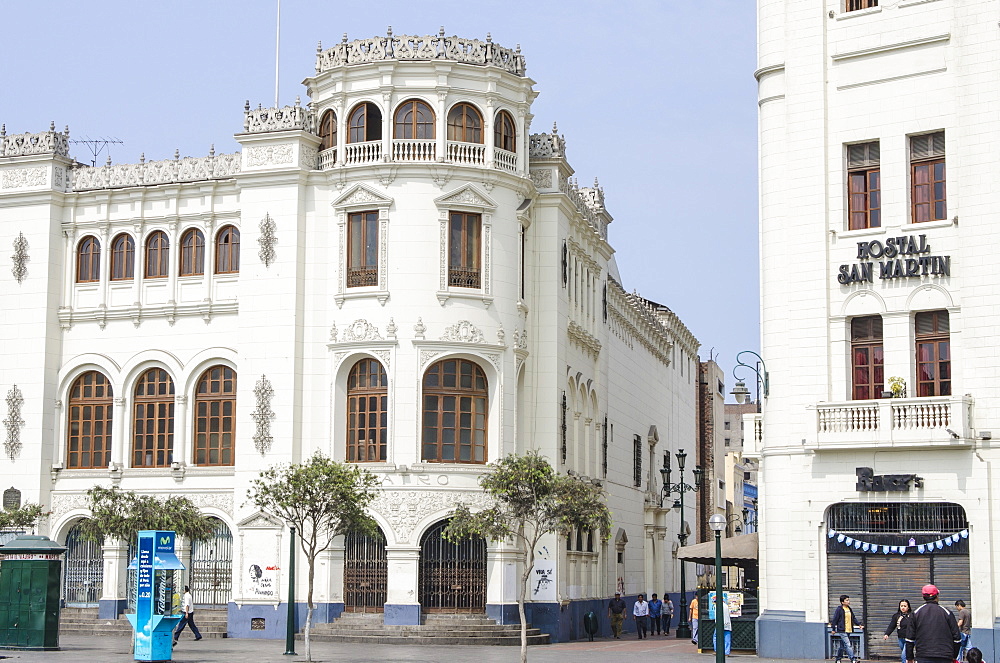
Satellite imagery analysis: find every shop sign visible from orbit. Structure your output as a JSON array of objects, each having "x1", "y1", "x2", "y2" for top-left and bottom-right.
[
  {"x1": 837, "y1": 234, "x2": 951, "y2": 285},
  {"x1": 856, "y1": 467, "x2": 923, "y2": 492}
]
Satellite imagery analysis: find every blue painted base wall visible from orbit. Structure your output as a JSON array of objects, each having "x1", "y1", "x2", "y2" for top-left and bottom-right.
[
  {"x1": 227, "y1": 602, "x2": 343, "y2": 639},
  {"x1": 98, "y1": 599, "x2": 127, "y2": 619},
  {"x1": 757, "y1": 610, "x2": 839, "y2": 659},
  {"x1": 384, "y1": 604, "x2": 420, "y2": 625}
]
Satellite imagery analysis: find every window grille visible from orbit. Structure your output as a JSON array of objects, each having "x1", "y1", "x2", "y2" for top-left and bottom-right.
[
  {"x1": 828, "y1": 502, "x2": 967, "y2": 534},
  {"x1": 560, "y1": 392, "x2": 567, "y2": 463},
  {"x1": 602, "y1": 416, "x2": 608, "y2": 477},
  {"x1": 633, "y1": 434, "x2": 642, "y2": 487}
]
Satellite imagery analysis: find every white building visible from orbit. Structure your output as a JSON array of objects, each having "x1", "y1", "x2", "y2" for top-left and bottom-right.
[
  {"x1": 756, "y1": 1, "x2": 996, "y2": 659},
  {"x1": 0, "y1": 31, "x2": 700, "y2": 641}
]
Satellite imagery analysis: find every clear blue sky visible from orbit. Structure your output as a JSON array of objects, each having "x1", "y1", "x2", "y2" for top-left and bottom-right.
[{"x1": 1, "y1": 0, "x2": 760, "y2": 396}]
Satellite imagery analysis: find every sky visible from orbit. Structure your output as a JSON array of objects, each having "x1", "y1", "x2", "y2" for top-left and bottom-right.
[{"x1": 0, "y1": 0, "x2": 760, "y2": 398}]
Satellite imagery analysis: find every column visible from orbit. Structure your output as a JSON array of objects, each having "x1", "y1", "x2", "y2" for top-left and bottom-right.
[
  {"x1": 316, "y1": 546, "x2": 345, "y2": 623},
  {"x1": 98, "y1": 538, "x2": 129, "y2": 619},
  {"x1": 485, "y1": 542, "x2": 521, "y2": 624},
  {"x1": 172, "y1": 395, "x2": 188, "y2": 468},
  {"x1": 384, "y1": 546, "x2": 421, "y2": 625},
  {"x1": 112, "y1": 397, "x2": 126, "y2": 468}
]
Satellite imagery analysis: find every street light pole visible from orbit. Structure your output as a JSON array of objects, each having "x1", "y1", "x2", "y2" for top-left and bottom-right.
[
  {"x1": 659, "y1": 449, "x2": 703, "y2": 641},
  {"x1": 284, "y1": 525, "x2": 297, "y2": 656},
  {"x1": 709, "y1": 514, "x2": 726, "y2": 663}
]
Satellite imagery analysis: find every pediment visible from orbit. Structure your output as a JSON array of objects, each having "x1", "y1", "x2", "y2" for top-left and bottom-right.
[
  {"x1": 332, "y1": 183, "x2": 393, "y2": 209},
  {"x1": 433, "y1": 184, "x2": 497, "y2": 211},
  {"x1": 237, "y1": 510, "x2": 285, "y2": 529}
]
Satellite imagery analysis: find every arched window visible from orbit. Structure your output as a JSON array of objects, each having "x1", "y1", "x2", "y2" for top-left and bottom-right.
[
  {"x1": 422, "y1": 359, "x2": 487, "y2": 463},
  {"x1": 494, "y1": 110, "x2": 516, "y2": 152},
  {"x1": 347, "y1": 359, "x2": 388, "y2": 462},
  {"x1": 394, "y1": 99, "x2": 435, "y2": 139},
  {"x1": 319, "y1": 110, "x2": 337, "y2": 151},
  {"x1": 193, "y1": 365, "x2": 236, "y2": 466},
  {"x1": 215, "y1": 226, "x2": 240, "y2": 274},
  {"x1": 145, "y1": 231, "x2": 169, "y2": 279},
  {"x1": 179, "y1": 229, "x2": 205, "y2": 276},
  {"x1": 348, "y1": 102, "x2": 382, "y2": 143},
  {"x1": 111, "y1": 234, "x2": 135, "y2": 281},
  {"x1": 77, "y1": 236, "x2": 101, "y2": 283},
  {"x1": 133, "y1": 368, "x2": 175, "y2": 468},
  {"x1": 66, "y1": 371, "x2": 113, "y2": 469},
  {"x1": 447, "y1": 103, "x2": 483, "y2": 143}
]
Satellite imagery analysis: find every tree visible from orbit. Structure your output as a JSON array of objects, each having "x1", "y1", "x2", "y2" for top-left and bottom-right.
[
  {"x1": 444, "y1": 450, "x2": 613, "y2": 663},
  {"x1": 247, "y1": 452, "x2": 380, "y2": 662},
  {"x1": 0, "y1": 503, "x2": 48, "y2": 531},
  {"x1": 80, "y1": 486, "x2": 218, "y2": 543}
]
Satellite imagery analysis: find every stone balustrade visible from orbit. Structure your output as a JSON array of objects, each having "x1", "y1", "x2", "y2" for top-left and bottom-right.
[
  {"x1": 812, "y1": 395, "x2": 974, "y2": 449},
  {"x1": 71, "y1": 149, "x2": 241, "y2": 191},
  {"x1": 1, "y1": 123, "x2": 70, "y2": 158},
  {"x1": 243, "y1": 99, "x2": 314, "y2": 134},
  {"x1": 315, "y1": 28, "x2": 526, "y2": 77}
]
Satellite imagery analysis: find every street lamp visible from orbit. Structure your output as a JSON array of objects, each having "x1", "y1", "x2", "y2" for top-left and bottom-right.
[
  {"x1": 742, "y1": 498, "x2": 759, "y2": 532},
  {"x1": 731, "y1": 350, "x2": 769, "y2": 412},
  {"x1": 659, "y1": 449, "x2": 704, "y2": 640},
  {"x1": 709, "y1": 513, "x2": 727, "y2": 663}
]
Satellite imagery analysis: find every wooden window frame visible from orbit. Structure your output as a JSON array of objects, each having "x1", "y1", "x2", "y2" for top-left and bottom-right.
[
  {"x1": 494, "y1": 110, "x2": 516, "y2": 153},
  {"x1": 193, "y1": 365, "x2": 236, "y2": 466},
  {"x1": 348, "y1": 102, "x2": 382, "y2": 143},
  {"x1": 845, "y1": 0, "x2": 878, "y2": 10},
  {"x1": 393, "y1": 99, "x2": 435, "y2": 140},
  {"x1": 215, "y1": 225, "x2": 240, "y2": 275},
  {"x1": 66, "y1": 371, "x2": 113, "y2": 469},
  {"x1": 448, "y1": 212, "x2": 481, "y2": 288},
  {"x1": 447, "y1": 103, "x2": 483, "y2": 144},
  {"x1": 144, "y1": 231, "x2": 170, "y2": 279},
  {"x1": 910, "y1": 132, "x2": 947, "y2": 224},
  {"x1": 915, "y1": 311, "x2": 951, "y2": 397},
  {"x1": 76, "y1": 236, "x2": 101, "y2": 283},
  {"x1": 179, "y1": 228, "x2": 205, "y2": 277},
  {"x1": 847, "y1": 142, "x2": 880, "y2": 230},
  {"x1": 421, "y1": 359, "x2": 488, "y2": 464},
  {"x1": 347, "y1": 211, "x2": 379, "y2": 288},
  {"x1": 132, "y1": 368, "x2": 175, "y2": 468},
  {"x1": 851, "y1": 316, "x2": 884, "y2": 400},
  {"x1": 346, "y1": 359, "x2": 388, "y2": 463},
  {"x1": 319, "y1": 110, "x2": 337, "y2": 151},
  {"x1": 111, "y1": 233, "x2": 135, "y2": 281}
]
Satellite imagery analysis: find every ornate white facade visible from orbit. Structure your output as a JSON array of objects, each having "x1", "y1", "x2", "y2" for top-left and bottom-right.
[{"x1": 0, "y1": 31, "x2": 698, "y2": 641}]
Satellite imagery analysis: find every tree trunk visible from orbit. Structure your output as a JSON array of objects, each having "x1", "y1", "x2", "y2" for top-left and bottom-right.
[
  {"x1": 306, "y1": 558, "x2": 316, "y2": 662},
  {"x1": 519, "y1": 563, "x2": 532, "y2": 663}
]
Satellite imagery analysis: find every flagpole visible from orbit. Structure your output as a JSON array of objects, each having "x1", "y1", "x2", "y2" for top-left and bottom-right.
[{"x1": 274, "y1": 0, "x2": 281, "y2": 107}]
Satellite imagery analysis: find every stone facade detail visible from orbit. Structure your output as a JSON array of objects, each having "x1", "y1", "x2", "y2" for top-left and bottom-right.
[
  {"x1": 3, "y1": 385, "x2": 25, "y2": 461},
  {"x1": 251, "y1": 376, "x2": 276, "y2": 455},
  {"x1": 370, "y1": 489, "x2": 493, "y2": 543},
  {"x1": 71, "y1": 151, "x2": 240, "y2": 191},
  {"x1": 440, "y1": 320, "x2": 486, "y2": 344},
  {"x1": 2, "y1": 167, "x2": 47, "y2": 190},
  {"x1": 11, "y1": 232, "x2": 28, "y2": 284},
  {"x1": 243, "y1": 100, "x2": 314, "y2": 134},
  {"x1": 340, "y1": 319, "x2": 384, "y2": 342},
  {"x1": 245, "y1": 144, "x2": 294, "y2": 167},
  {"x1": 258, "y1": 213, "x2": 277, "y2": 267},
  {"x1": 0, "y1": 125, "x2": 70, "y2": 157}
]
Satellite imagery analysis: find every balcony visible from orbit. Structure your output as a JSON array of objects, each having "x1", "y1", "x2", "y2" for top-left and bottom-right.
[
  {"x1": 392, "y1": 139, "x2": 436, "y2": 162},
  {"x1": 811, "y1": 396, "x2": 974, "y2": 450},
  {"x1": 344, "y1": 140, "x2": 382, "y2": 165},
  {"x1": 447, "y1": 141, "x2": 486, "y2": 166}
]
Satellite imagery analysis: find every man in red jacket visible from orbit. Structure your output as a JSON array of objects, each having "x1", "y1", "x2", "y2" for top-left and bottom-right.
[{"x1": 905, "y1": 584, "x2": 960, "y2": 663}]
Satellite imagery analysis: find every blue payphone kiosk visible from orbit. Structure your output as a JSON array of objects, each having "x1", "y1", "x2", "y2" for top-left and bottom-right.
[{"x1": 126, "y1": 531, "x2": 183, "y2": 662}]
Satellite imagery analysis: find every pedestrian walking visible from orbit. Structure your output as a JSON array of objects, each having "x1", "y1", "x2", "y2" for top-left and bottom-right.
[
  {"x1": 690, "y1": 595, "x2": 699, "y2": 644},
  {"x1": 830, "y1": 594, "x2": 863, "y2": 663},
  {"x1": 648, "y1": 593, "x2": 663, "y2": 635},
  {"x1": 883, "y1": 598, "x2": 914, "y2": 663},
  {"x1": 954, "y1": 600, "x2": 971, "y2": 661},
  {"x1": 608, "y1": 591, "x2": 626, "y2": 639},
  {"x1": 713, "y1": 600, "x2": 732, "y2": 656},
  {"x1": 905, "y1": 584, "x2": 960, "y2": 663},
  {"x1": 663, "y1": 594, "x2": 674, "y2": 635},
  {"x1": 633, "y1": 593, "x2": 650, "y2": 640},
  {"x1": 173, "y1": 585, "x2": 203, "y2": 645}
]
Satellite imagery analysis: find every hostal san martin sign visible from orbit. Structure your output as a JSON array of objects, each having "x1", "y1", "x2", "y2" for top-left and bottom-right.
[{"x1": 838, "y1": 234, "x2": 951, "y2": 285}]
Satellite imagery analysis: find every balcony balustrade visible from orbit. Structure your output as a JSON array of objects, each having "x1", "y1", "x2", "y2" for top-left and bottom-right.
[
  {"x1": 494, "y1": 147, "x2": 517, "y2": 173},
  {"x1": 392, "y1": 139, "x2": 436, "y2": 162},
  {"x1": 447, "y1": 141, "x2": 486, "y2": 166},
  {"x1": 811, "y1": 396, "x2": 974, "y2": 449},
  {"x1": 344, "y1": 140, "x2": 382, "y2": 165},
  {"x1": 318, "y1": 148, "x2": 337, "y2": 170}
]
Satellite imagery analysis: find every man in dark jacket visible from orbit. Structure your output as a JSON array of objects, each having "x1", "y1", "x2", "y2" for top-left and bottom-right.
[
  {"x1": 905, "y1": 584, "x2": 961, "y2": 663},
  {"x1": 830, "y1": 595, "x2": 863, "y2": 663}
]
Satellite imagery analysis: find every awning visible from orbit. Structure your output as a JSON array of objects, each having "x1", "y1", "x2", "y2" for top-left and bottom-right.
[{"x1": 676, "y1": 532, "x2": 758, "y2": 565}]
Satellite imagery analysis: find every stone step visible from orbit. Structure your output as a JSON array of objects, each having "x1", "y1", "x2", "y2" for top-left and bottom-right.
[
  {"x1": 310, "y1": 626, "x2": 544, "y2": 636},
  {"x1": 298, "y1": 632, "x2": 550, "y2": 646}
]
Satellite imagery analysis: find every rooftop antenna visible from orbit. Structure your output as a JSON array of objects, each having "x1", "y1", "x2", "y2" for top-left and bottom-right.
[
  {"x1": 274, "y1": 0, "x2": 281, "y2": 107},
  {"x1": 70, "y1": 136, "x2": 125, "y2": 167}
]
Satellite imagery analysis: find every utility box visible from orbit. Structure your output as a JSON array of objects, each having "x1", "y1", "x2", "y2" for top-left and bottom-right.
[{"x1": 0, "y1": 535, "x2": 67, "y2": 651}]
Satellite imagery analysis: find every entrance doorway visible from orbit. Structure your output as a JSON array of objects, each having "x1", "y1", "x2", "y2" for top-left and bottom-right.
[
  {"x1": 344, "y1": 527, "x2": 387, "y2": 612},
  {"x1": 418, "y1": 518, "x2": 486, "y2": 612},
  {"x1": 190, "y1": 517, "x2": 233, "y2": 607},
  {"x1": 64, "y1": 521, "x2": 103, "y2": 606}
]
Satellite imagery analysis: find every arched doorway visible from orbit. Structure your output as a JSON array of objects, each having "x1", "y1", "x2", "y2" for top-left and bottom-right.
[
  {"x1": 418, "y1": 518, "x2": 486, "y2": 612},
  {"x1": 64, "y1": 521, "x2": 103, "y2": 606},
  {"x1": 190, "y1": 517, "x2": 233, "y2": 607},
  {"x1": 344, "y1": 527, "x2": 387, "y2": 612}
]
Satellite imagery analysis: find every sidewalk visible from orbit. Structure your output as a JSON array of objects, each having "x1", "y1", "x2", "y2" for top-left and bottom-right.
[{"x1": 0, "y1": 634, "x2": 821, "y2": 663}]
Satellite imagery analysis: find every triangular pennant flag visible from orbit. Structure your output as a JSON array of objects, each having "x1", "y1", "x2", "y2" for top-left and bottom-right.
[
  {"x1": 844, "y1": 537, "x2": 854, "y2": 546},
  {"x1": 859, "y1": 541, "x2": 867, "y2": 551},
  {"x1": 838, "y1": 534, "x2": 846, "y2": 543},
  {"x1": 960, "y1": 529, "x2": 969, "y2": 539},
  {"x1": 899, "y1": 546, "x2": 906, "y2": 555},
  {"x1": 935, "y1": 540, "x2": 944, "y2": 550},
  {"x1": 883, "y1": 545, "x2": 890, "y2": 554},
  {"x1": 828, "y1": 529, "x2": 836, "y2": 538},
  {"x1": 853, "y1": 540, "x2": 862, "y2": 549},
  {"x1": 917, "y1": 544, "x2": 926, "y2": 553},
  {"x1": 951, "y1": 533, "x2": 960, "y2": 543},
  {"x1": 945, "y1": 537, "x2": 953, "y2": 546}
]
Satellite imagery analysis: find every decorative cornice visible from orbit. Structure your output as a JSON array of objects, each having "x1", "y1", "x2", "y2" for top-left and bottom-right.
[
  {"x1": 242, "y1": 99, "x2": 314, "y2": 134},
  {"x1": 1, "y1": 124, "x2": 70, "y2": 158},
  {"x1": 71, "y1": 149, "x2": 240, "y2": 191}
]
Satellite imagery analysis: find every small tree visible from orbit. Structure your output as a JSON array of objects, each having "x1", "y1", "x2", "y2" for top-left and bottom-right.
[
  {"x1": 80, "y1": 486, "x2": 217, "y2": 544},
  {"x1": 444, "y1": 450, "x2": 612, "y2": 663},
  {"x1": 0, "y1": 503, "x2": 48, "y2": 531},
  {"x1": 247, "y1": 452, "x2": 380, "y2": 662}
]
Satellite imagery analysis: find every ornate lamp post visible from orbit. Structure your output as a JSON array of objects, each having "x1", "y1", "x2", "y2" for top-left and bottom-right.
[
  {"x1": 709, "y1": 514, "x2": 727, "y2": 663},
  {"x1": 659, "y1": 449, "x2": 704, "y2": 640},
  {"x1": 731, "y1": 350, "x2": 769, "y2": 413}
]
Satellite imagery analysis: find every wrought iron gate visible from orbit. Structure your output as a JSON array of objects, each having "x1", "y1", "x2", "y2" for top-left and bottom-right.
[
  {"x1": 344, "y1": 528, "x2": 387, "y2": 612},
  {"x1": 190, "y1": 518, "x2": 233, "y2": 607},
  {"x1": 64, "y1": 522, "x2": 103, "y2": 606},
  {"x1": 418, "y1": 519, "x2": 486, "y2": 612}
]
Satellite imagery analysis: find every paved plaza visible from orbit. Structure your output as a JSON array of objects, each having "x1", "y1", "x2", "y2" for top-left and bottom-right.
[{"x1": 0, "y1": 635, "x2": 822, "y2": 663}]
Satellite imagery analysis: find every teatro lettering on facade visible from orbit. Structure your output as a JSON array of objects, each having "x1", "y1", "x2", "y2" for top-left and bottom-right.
[{"x1": 837, "y1": 234, "x2": 951, "y2": 285}]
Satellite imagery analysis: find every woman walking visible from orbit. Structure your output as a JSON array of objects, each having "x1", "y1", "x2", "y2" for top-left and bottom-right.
[{"x1": 883, "y1": 598, "x2": 914, "y2": 663}]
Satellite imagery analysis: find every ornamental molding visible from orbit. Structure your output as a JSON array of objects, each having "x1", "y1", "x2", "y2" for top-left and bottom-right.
[
  {"x1": 1, "y1": 126, "x2": 70, "y2": 158},
  {"x1": 567, "y1": 320, "x2": 602, "y2": 360},
  {"x1": 251, "y1": 376, "x2": 276, "y2": 455},
  {"x1": 369, "y1": 489, "x2": 494, "y2": 543},
  {"x1": 332, "y1": 183, "x2": 393, "y2": 209},
  {"x1": 237, "y1": 510, "x2": 285, "y2": 529},
  {"x1": 185, "y1": 491, "x2": 234, "y2": 517},
  {"x1": 338, "y1": 319, "x2": 384, "y2": 343},
  {"x1": 1, "y1": 167, "x2": 47, "y2": 190},
  {"x1": 49, "y1": 492, "x2": 91, "y2": 524},
  {"x1": 441, "y1": 320, "x2": 486, "y2": 344},
  {"x1": 528, "y1": 130, "x2": 566, "y2": 159},
  {"x1": 529, "y1": 168, "x2": 553, "y2": 189},
  {"x1": 243, "y1": 100, "x2": 314, "y2": 134},
  {"x1": 11, "y1": 232, "x2": 29, "y2": 284},
  {"x1": 245, "y1": 144, "x2": 294, "y2": 168},
  {"x1": 512, "y1": 328, "x2": 529, "y2": 352},
  {"x1": 433, "y1": 184, "x2": 497, "y2": 211},
  {"x1": 258, "y1": 213, "x2": 277, "y2": 267},
  {"x1": 3, "y1": 386, "x2": 25, "y2": 461},
  {"x1": 71, "y1": 151, "x2": 240, "y2": 191},
  {"x1": 300, "y1": 145, "x2": 318, "y2": 170}
]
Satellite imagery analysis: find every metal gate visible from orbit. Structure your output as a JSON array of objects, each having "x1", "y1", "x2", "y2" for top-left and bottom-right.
[
  {"x1": 190, "y1": 518, "x2": 233, "y2": 607},
  {"x1": 418, "y1": 519, "x2": 486, "y2": 612},
  {"x1": 64, "y1": 522, "x2": 103, "y2": 606},
  {"x1": 344, "y1": 528, "x2": 387, "y2": 612}
]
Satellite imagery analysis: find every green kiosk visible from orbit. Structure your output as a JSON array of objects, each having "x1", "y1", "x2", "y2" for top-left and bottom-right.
[{"x1": 0, "y1": 535, "x2": 67, "y2": 651}]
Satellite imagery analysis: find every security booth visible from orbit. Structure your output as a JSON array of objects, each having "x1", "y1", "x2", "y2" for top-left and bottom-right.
[
  {"x1": 0, "y1": 534, "x2": 67, "y2": 651},
  {"x1": 125, "y1": 531, "x2": 183, "y2": 662}
]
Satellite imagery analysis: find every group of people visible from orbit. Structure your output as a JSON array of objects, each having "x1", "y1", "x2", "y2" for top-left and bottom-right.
[
  {"x1": 831, "y1": 585, "x2": 977, "y2": 663},
  {"x1": 607, "y1": 592, "x2": 676, "y2": 639}
]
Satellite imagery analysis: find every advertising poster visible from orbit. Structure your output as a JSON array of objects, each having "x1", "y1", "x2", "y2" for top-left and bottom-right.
[{"x1": 246, "y1": 563, "x2": 279, "y2": 599}]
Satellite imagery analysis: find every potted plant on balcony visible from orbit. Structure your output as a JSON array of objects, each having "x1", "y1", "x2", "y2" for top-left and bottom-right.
[{"x1": 886, "y1": 376, "x2": 907, "y2": 398}]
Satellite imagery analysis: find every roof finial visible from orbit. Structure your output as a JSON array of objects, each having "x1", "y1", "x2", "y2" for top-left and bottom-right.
[
  {"x1": 106, "y1": 155, "x2": 112, "y2": 166},
  {"x1": 64, "y1": 125, "x2": 70, "y2": 137},
  {"x1": 1, "y1": 124, "x2": 5, "y2": 137},
  {"x1": 140, "y1": 152, "x2": 145, "y2": 164},
  {"x1": 316, "y1": 40, "x2": 322, "y2": 53},
  {"x1": 486, "y1": 32, "x2": 492, "y2": 43},
  {"x1": 594, "y1": 176, "x2": 600, "y2": 188},
  {"x1": 174, "y1": 148, "x2": 180, "y2": 160},
  {"x1": 245, "y1": 99, "x2": 250, "y2": 111},
  {"x1": 209, "y1": 144, "x2": 215, "y2": 157},
  {"x1": 552, "y1": 121, "x2": 558, "y2": 134},
  {"x1": 516, "y1": 44, "x2": 521, "y2": 53},
  {"x1": 342, "y1": 32, "x2": 348, "y2": 43},
  {"x1": 49, "y1": 120, "x2": 55, "y2": 131},
  {"x1": 387, "y1": 25, "x2": 392, "y2": 37},
  {"x1": 439, "y1": 26, "x2": 445, "y2": 37},
  {"x1": 295, "y1": 95, "x2": 301, "y2": 107}
]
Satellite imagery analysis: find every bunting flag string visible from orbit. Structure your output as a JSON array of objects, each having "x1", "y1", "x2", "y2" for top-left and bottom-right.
[{"x1": 826, "y1": 528, "x2": 968, "y2": 555}]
